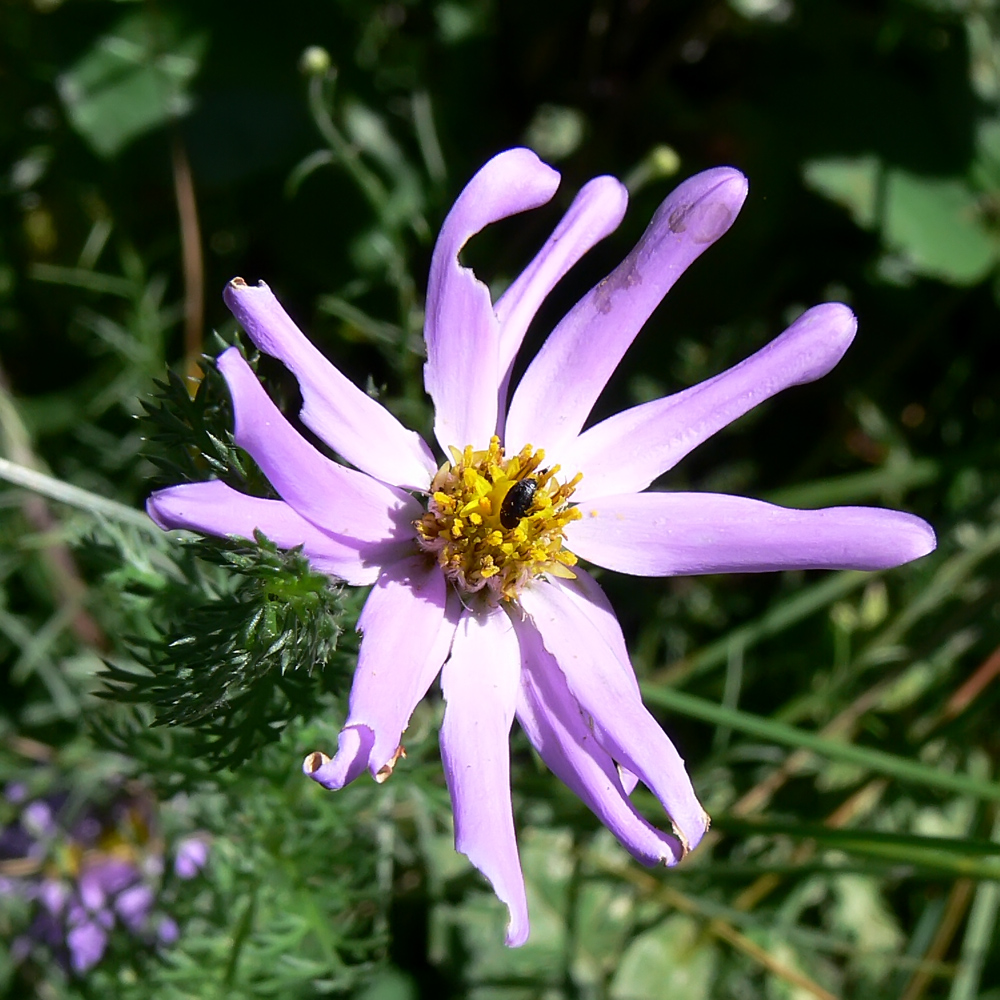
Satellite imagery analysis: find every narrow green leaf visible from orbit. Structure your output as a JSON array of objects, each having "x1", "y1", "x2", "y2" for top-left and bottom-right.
[
  {"x1": 641, "y1": 685, "x2": 1000, "y2": 803},
  {"x1": 763, "y1": 459, "x2": 939, "y2": 509},
  {"x1": 657, "y1": 571, "x2": 869, "y2": 685}
]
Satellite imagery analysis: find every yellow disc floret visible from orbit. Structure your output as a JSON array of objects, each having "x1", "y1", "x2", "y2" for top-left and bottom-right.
[{"x1": 415, "y1": 435, "x2": 582, "y2": 601}]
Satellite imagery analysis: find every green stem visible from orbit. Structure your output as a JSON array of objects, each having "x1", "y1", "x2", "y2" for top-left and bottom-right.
[{"x1": 0, "y1": 458, "x2": 156, "y2": 531}]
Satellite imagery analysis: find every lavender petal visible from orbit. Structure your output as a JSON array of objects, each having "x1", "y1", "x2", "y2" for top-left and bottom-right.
[
  {"x1": 425, "y1": 148, "x2": 560, "y2": 453},
  {"x1": 495, "y1": 175, "x2": 629, "y2": 391},
  {"x1": 513, "y1": 616, "x2": 685, "y2": 866},
  {"x1": 67, "y1": 920, "x2": 108, "y2": 974},
  {"x1": 174, "y1": 836, "x2": 209, "y2": 880},
  {"x1": 440, "y1": 605, "x2": 528, "y2": 947},
  {"x1": 562, "y1": 302, "x2": 858, "y2": 501},
  {"x1": 157, "y1": 916, "x2": 180, "y2": 945},
  {"x1": 505, "y1": 167, "x2": 749, "y2": 458},
  {"x1": 565, "y1": 492, "x2": 938, "y2": 576},
  {"x1": 78, "y1": 859, "x2": 138, "y2": 914},
  {"x1": 546, "y1": 568, "x2": 641, "y2": 792},
  {"x1": 337, "y1": 556, "x2": 455, "y2": 778},
  {"x1": 224, "y1": 279, "x2": 437, "y2": 490},
  {"x1": 304, "y1": 725, "x2": 375, "y2": 791},
  {"x1": 217, "y1": 347, "x2": 422, "y2": 544},
  {"x1": 147, "y1": 480, "x2": 409, "y2": 586},
  {"x1": 520, "y1": 581, "x2": 710, "y2": 852},
  {"x1": 38, "y1": 878, "x2": 70, "y2": 916},
  {"x1": 114, "y1": 883, "x2": 155, "y2": 932}
]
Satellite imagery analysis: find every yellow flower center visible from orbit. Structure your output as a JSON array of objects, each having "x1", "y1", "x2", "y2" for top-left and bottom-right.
[{"x1": 414, "y1": 435, "x2": 582, "y2": 601}]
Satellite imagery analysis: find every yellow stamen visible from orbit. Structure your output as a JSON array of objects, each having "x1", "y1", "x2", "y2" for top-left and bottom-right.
[{"x1": 414, "y1": 435, "x2": 582, "y2": 601}]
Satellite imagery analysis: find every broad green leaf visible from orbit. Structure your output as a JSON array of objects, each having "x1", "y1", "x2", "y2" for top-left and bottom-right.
[
  {"x1": 803, "y1": 155, "x2": 999, "y2": 285},
  {"x1": 803, "y1": 155, "x2": 880, "y2": 229},
  {"x1": 609, "y1": 914, "x2": 719, "y2": 1000},
  {"x1": 57, "y1": 10, "x2": 206, "y2": 158},
  {"x1": 882, "y1": 169, "x2": 997, "y2": 285},
  {"x1": 972, "y1": 115, "x2": 1000, "y2": 191}
]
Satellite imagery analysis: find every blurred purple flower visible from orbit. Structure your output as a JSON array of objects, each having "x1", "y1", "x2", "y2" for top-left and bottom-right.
[
  {"x1": 5, "y1": 782, "x2": 28, "y2": 804},
  {"x1": 173, "y1": 836, "x2": 209, "y2": 880},
  {"x1": 157, "y1": 915, "x2": 180, "y2": 945},
  {"x1": 1, "y1": 786, "x2": 208, "y2": 974},
  {"x1": 115, "y1": 882, "x2": 156, "y2": 932},
  {"x1": 148, "y1": 149, "x2": 935, "y2": 945},
  {"x1": 66, "y1": 911, "x2": 111, "y2": 974}
]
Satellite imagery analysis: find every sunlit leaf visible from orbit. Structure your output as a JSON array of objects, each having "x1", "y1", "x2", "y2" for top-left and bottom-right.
[
  {"x1": 803, "y1": 155, "x2": 880, "y2": 229},
  {"x1": 609, "y1": 914, "x2": 719, "y2": 1000},
  {"x1": 804, "y1": 154, "x2": 998, "y2": 285},
  {"x1": 57, "y1": 10, "x2": 206, "y2": 158}
]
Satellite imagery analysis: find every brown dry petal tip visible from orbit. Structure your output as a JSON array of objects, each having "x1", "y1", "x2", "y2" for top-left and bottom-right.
[
  {"x1": 302, "y1": 751, "x2": 330, "y2": 774},
  {"x1": 375, "y1": 745, "x2": 407, "y2": 784}
]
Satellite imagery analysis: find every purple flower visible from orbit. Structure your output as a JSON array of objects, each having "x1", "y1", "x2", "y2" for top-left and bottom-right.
[
  {"x1": 173, "y1": 836, "x2": 209, "y2": 880},
  {"x1": 2, "y1": 787, "x2": 208, "y2": 973},
  {"x1": 66, "y1": 919, "x2": 108, "y2": 974},
  {"x1": 147, "y1": 149, "x2": 935, "y2": 946},
  {"x1": 78, "y1": 858, "x2": 139, "y2": 911},
  {"x1": 157, "y1": 915, "x2": 179, "y2": 945},
  {"x1": 115, "y1": 882, "x2": 156, "y2": 932}
]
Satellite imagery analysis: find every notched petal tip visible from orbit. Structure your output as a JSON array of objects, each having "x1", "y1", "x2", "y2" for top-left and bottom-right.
[
  {"x1": 224, "y1": 275, "x2": 265, "y2": 297},
  {"x1": 374, "y1": 745, "x2": 407, "y2": 784},
  {"x1": 671, "y1": 806, "x2": 711, "y2": 858}
]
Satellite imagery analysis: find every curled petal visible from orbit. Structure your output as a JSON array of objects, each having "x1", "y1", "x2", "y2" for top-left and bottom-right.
[
  {"x1": 563, "y1": 303, "x2": 858, "y2": 501},
  {"x1": 520, "y1": 582, "x2": 709, "y2": 852},
  {"x1": 566, "y1": 492, "x2": 937, "y2": 576},
  {"x1": 425, "y1": 148, "x2": 560, "y2": 453},
  {"x1": 513, "y1": 616, "x2": 684, "y2": 866},
  {"x1": 224, "y1": 279, "x2": 436, "y2": 490},
  {"x1": 505, "y1": 167, "x2": 749, "y2": 458},
  {"x1": 495, "y1": 175, "x2": 629, "y2": 381},
  {"x1": 304, "y1": 726, "x2": 374, "y2": 791},
  {"x1": 440, "y1": 605, "x2": 528, "y2": 947},
  {"x1": 217, "y1": 347, "x2": 422, "y2": 545},
  {"x1": 146, "y1": 480, "x2": 405, "y2": 586},
  {"x1": 304, "y1": 560, "x2": 457, "y2": 788},
  {"x1": 348, "y1": 557, "x2": 456, "y2": 776}
]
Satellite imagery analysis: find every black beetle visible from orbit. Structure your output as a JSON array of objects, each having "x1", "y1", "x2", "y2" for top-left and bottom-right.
[{"x1": 500, "y1": 478, "x2": 538, "y2": 529}]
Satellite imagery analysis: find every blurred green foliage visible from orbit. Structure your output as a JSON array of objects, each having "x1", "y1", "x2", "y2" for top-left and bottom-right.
[{"x1": 3, "y1": 0, "x2": 1000, "y2": 998}]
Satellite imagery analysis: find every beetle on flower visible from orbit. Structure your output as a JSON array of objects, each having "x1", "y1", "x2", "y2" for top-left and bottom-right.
[{"x1": 147, "y1": 148, "x2": 935, "y2": 946}]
